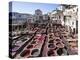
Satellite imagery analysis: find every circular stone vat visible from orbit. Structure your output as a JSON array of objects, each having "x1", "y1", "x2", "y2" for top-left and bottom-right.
[
  {"x1": 31, "y1": 41, "x2": 36, "y2": 44},
  {"x1": 48, "y1": 44, "x2": 55, "y2": 48},
  {"x1": 27, "y1": 45, "x2": 33, "y2": 49},
  {"x1": 20, "y1": 50, "x2": 30, "y2": 57},
  {"x1": 47, "y1": 49, "x2": 55, "y2": 56},
  {"x1": 31, "y1": 49, "x2": 39, "y2": 56},
  {"x1": 49, "y1": 40, "x2": 54, "y2": 43}
]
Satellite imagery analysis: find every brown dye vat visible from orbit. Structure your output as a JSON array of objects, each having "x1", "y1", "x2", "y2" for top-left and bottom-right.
[
  {"x1": 49, "y1": 34, "x2": 53, "y2": 37},
  {"x1": 31, "y1": 41, "x2": 36, "y2": 44},
  {"x1": 47, "y1": 49, "x2": 55, "y2": 56},
  {"x1": 56, "y1": 42, "x2": 64, "y2": 48},
  {"x1": 27, "y1": 45, "x2": 33, "y2": 49},
  {"x1": 56, "y1": 42, "x2": 62, "y2": 45},
  {"x1": 31, "y1": 49, "x2": 39, "y2": 56},
  {"x1": 55, "y1": 39, "x2": 61, "y2": 42},
  {"x1": 48, "y1": 44, "x2": 55, "y2": 48},
  {"x1": 49, "y1": 36, "x2": 53, "y2": 39},
  {"x1": 57, "y1": 48, "x2": 63, "y2": 56},
  {"x1": 48, "y1": 40, "x2": 54, "y2": 43},
  {"x1": 20, "y1": 50, "x2": 30, "y2": 57}
]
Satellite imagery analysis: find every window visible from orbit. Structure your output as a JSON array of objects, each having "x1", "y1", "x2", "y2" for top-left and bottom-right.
[
  {"x1": 72, "y1": 22, "x2": 74, "y2": 25},
  {"x1": 13, "y1": 13, "x2": 15, "y2": 16},
  {"x1": 59, "y1": 16, "x2": 60, "y2": 19},
  {"x1": 37, "y1": 13, "x2": 39, "y2": 15},
  {"x1": 19, "y1": 15, "x2": 21, "y2": 17},
  {"x1": 52, "y1": 17, "x2": 55, "y2": 19}
]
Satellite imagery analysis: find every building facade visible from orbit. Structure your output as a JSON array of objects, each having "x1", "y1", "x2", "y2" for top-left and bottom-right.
[
  {"x1": 48, "y1": 5, "x2": 78, "y2": 34},
  {"x1": 48, "y1": 10, "x2": 64, "y2": 25},
  {"x1": 34, "y1": 9, "x2": 43, "y2": 21},
  {"x1": 43, "y1": 14, "x2": 49, "y2": 20},
  {"x1": 62, "y1": 5, "x2": 78, "y2": 33},
  {"x1": 9, "y1": 12, "x2": 34, "y2": 31}
]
